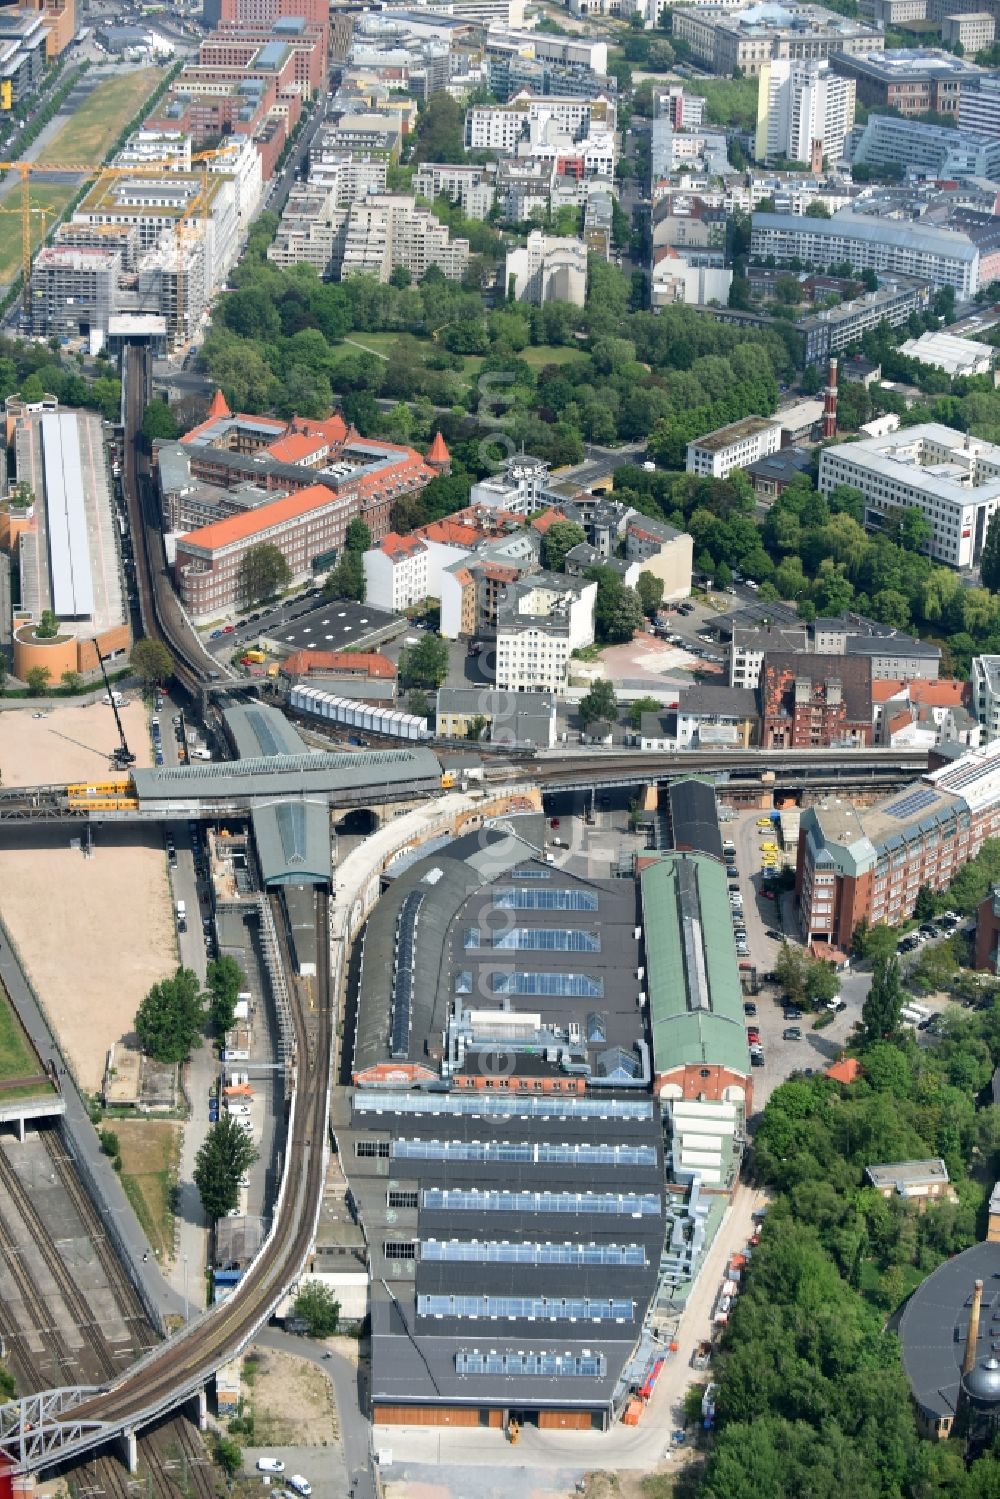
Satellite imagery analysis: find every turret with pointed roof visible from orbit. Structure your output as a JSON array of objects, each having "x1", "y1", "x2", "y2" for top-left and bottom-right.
[
  {"x1": 206, "y1": 389, "x2": 231, "y2": 421},
  {"x1": 427, "y1": 430, "x2": 451, "y2": 474}
]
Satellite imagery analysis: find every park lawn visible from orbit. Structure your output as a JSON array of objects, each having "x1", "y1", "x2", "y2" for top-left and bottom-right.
[
  {"x1": 114, "y1": 1118, "x2": 180, "y2": 1262},
  {"x1": 0, "y1": 984, "x2": 43, "y2": 1083},
  {"x1": 519, "y1": 343, "x2": 588, "y2": 368},
  {"x1": 37, "y1": 66, "x2": 166, "y2": 165},
  {"x1": 0, "y1": 180, "x2": 76, "y2": 282}
]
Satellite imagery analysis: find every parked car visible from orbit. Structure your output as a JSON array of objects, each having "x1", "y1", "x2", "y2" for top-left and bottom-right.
[
  {"x1": 743, "y1": 1002, "x2": 757, "y2": 1016},
  {"x1": 782, "y1": 1027, "x2": 802, "y2": 1041},
  {"x1": 747, "y1": 1027, "x2": 760, "y2": 1044},
  {"x1": 783, "y1": 1006, "x2": 802, "y2": 1020},
  {"x1": 765, "y1": 928, "x2": 782, "y2": 940},
  {"x1": 751, "y1": 1051, "x2": 765, "y2": 1067}
]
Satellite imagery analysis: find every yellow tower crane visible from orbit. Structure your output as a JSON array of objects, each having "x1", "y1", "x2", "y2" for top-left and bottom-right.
[{"x1": 0, "y1": 144, "x2": 241, "y2": 319}]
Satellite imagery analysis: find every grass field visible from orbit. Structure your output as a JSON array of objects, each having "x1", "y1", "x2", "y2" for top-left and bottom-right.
[
  {"x1": 37, "y1": 66, "x2": 166, "y2": 166},
  {"x1": 115, "y1": 1118, "x2": 179, "y2": 1262},
  {"x1": 0, "y1": 983, "x2": 42, "y2": 1083},
  {"x1": 344, "y1": 332, "x2": 585, "y2": 378},
  {"x1": 0, "y1": 180, "x2": 77, "y2": 281}
]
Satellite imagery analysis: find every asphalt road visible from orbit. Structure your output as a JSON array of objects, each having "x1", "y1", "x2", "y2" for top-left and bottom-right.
[
  {"x1": 555, "y1": 440, "x2": 647, "y2": 489},
  {"x1": 256, "y1": 1327, "x2": 375, "y2": 1499}
]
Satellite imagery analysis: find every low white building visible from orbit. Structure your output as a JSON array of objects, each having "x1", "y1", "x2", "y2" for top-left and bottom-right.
[
  {"x1": 973, "y1": 655, "x2": 1000, "y2": 743},
  {"x1": 495, "y1": 573, "x2": 596, "y2": 693},
  {"x1": 505, "y1": 230, "x2": 587, "y2": 307},
  {"x1": 651, "y1": 250, "x2": 733, "y2": 310},
  {"x1": 470, "y1": 453, "x2": 551, "y2": 515},
  {"x1": 686, "y1": 415, "x2": 783, "y2": 479},
  {"x1": 899, "y1": 330, "x2": 994, "y2": 378}
]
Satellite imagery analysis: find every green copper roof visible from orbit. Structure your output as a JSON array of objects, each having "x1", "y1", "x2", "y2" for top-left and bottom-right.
[{"x1": 640, "y1": 854, "x2": 749, "y2": 1077}]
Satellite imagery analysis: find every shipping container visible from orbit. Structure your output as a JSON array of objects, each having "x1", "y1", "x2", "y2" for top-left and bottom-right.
[{"x1": 290, "y1": 685, "x2": 430, "y2": 741}]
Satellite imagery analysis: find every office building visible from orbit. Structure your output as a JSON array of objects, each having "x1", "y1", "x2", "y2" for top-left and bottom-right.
[
  {"x1": 942, "y1": 11, "x2": 995, "y2": 49},
  {"x1": 0, "y1": 9, "x2": 48, "y2": 104},
  {"x1": 24, "y1": 0, "x2": 75, "y2": 58},
  {"x1": 959, "y1": 73, "x2": 1000, "y2": 137},
  {"x1": 750, "y1": 209, "x2": 980, "y2": 295},
  {"x1": 972, "y1": 655, "x2": 1000, "y2": 743},
  {"x1": 796, "y1": 737, "x2": 1000, "y2": 944},
  {"x1": 686, "y1": 415, "x2": 783, "y2": 479},
  {"x1": 670, "y1": 2, "x2": 880, "y2": 78},
  {"x1": 818, "y1": 423, "x2": 1000, "y2": 568},
  {"x1": 797, "y1": 275, "x2": 932, "y2": 364},
  {"x1": 850, "y1": 112, "x2": 1000, "y2": 180},
  {"x1": 755, "y1": 59, "x2": 855, "y2": 166},
  {"x1": 829, "y1": 48, "x2": 981, "y2": 115}
]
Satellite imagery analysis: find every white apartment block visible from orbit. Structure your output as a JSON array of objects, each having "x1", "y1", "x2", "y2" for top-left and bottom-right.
[
  {"x1": 495, "y1": 575, "x2": 597, "y2": 693},
  {"x1": 363, "y1": 533, "x2": 429, "y2": 612},
  {"x1": 755, "y1": 59, "x2": 856, "y2": 166},
  {"x1": 116, "y1": 130, "x2": 192, "y2": 170},
  {"x1": 960, "y1": 75, "x2": 1000, "y2": 137},
  {"x1": 505, "y1": 229, "x2": 587, "y2": 307},
  {"x1": 308, "y1": 150, "x2": 388, "y2": 205},
  {"x1": 412, "y1": 162, "x2": 495, "y2": 219},
  {"x1": 972, "y1": 655, "x2": 1000, "y2": 742},
  {"x1": 470, "y1": 454, "x2": 551, "y2": 515},
  {"x1": 818, "y1": 424, "x2": 1000, "y2": 569},
  {"x1": 750, "y1": 210, "x2": 980, "y2": 296},
  {"x1": 686, "y1": 415, "x2": 783, "y2": 479},
  {"x1": 526, "y1": 130, "x2": 617, "y2": 179},
  {"x1": 339, "y1": 194, "x2": 469, "y2": 282},
  {"x1": 464, "y1": 90, "x2": 617, "y2": 152}
]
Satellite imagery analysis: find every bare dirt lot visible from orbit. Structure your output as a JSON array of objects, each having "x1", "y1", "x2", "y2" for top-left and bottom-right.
[
  {"x1": 244, "y1": 1347, "x2": 340, "y2": 1446},
  {"x1": 0, "y1": 702, "x2": 176, "y2": 1091}
]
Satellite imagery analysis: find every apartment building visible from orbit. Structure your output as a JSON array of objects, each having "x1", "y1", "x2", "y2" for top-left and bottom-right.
[
  {"x1": 308, "y1": 148, "x2": 387, "y2": 203},
  {"x1": 797, "y1": 275, "x2": 931, "y2": 365},
  {"x1": 959, "y1": 73, "x2": 1000, "y2": 137},
  {"x1": 495, "y1": 573, "x2": 597, "y2": 693},
  {"x1": 761, "y1": 651, "x2": 873, "y2": 748},
  {"x1": 796, "y1": 738, "x2": 1000, "y2": 946},
  {"x1": 29, "y1": 246, "x2": 122, "y2": 340},
  {"x1": 755, "y1": 59, "x2": 856, "y2": 166},
  {"x1": 972, "y1": 656, "x2": 1000, "y2": 743},
  {"x1": 851, "y1": 113, "x2": 1000, "y2": 181},
  {"x1": 24, "y1": 0, "x2": 74, "y2": 58},
  {"x1": 0, "y1": 10, "x2": 47, "y2": 104},
  {"x1": 471, "y1": 453, "x2": 553, "y2": 515},
  {"x1": 670, "y1": 2, "x2": 880, "y2": 78},
  {"x1": 730, "y1": 618, "x2": 940, "y2": 689},
  {"x1": 818, "y1": 424, "x2": 1000, "y2": 569},
  {"x1": 505, "y1": 229, "x2": 587, "y2": 306},
  {"x1": 657, "y1": 85, "x2": 706, "y2": 130},
  {"x1": 750, "y1": 210, "x2": 980, "y2": 296},
  {"x1": 339, "y1": 193, "x2": 469, "y2": 281},
  {"x1": 829, "y1": 48, "x2": 981, "y2": 116},
  {"x1": 624, "y1": 516, "x2": 693, "y2": 601},
  {"x1": 686, "y1": 415, "x2": 782, "y2": 479},
  {"x1": 464, "y1": 90, "x2": 617, "y2": 152},
  {"x1": 412, "y1": 161, "x2": 495, "y2": 219}
]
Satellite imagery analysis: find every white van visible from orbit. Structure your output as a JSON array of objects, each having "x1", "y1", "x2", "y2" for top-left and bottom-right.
[
  {"x1": 176, "y1": 900, "x2": 186, "y2": 923},
  {"x1": 191, "y1": 747, "x2": 212, "y2": 761},
  {"x1": 287, "y1": 1478, "x2": 312, "y2": 1498}
]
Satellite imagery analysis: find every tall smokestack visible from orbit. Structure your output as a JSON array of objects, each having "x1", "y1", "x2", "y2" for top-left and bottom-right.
[
  {"x1": 822, "y1": 356, "x2": 839, "y2": 440},
  {"x1": 964, "y1": 1280, "x2": 985, "y2": 1377}
]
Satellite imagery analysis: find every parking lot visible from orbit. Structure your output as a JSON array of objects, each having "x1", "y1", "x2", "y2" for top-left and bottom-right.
[{"x1": 204, "y1": 593, "x2": 404, "y2": 659}]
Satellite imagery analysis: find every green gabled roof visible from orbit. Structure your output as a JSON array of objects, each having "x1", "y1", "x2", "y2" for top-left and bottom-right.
[{"x1": 640, "y1": 854, "x2": 750, "y2": 1077}]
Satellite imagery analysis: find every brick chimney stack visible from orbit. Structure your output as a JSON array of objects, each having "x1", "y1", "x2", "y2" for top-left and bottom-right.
[{"x1": 822, "y1": 357, "x2": 839, "y2": 440}]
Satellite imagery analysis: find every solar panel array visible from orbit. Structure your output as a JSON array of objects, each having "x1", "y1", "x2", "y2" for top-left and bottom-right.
[
  {"x1": 419, "y1": 1294, "x2": 634, "y2": 1321},
  {"x1": 392, "y1": 1139, "x2": 657, "y2": 1167},
  {"x1": 42, "y1": 412, "x2": 94, "y2": 620},
  {"x1": 883, "y1": 786, "x2": 940, "y2": 821},
  {"x1": 494, "y1": 888, "x2": 599, "y2": 911},
  {"x1": 491, "y1": 972, "x2": 604, "y2": 997},
  {"x1": 424, "y1": 1241, "x2": 646, "y2": 1267},
  {"x1": 455, "y1": 1351, "x2": 607, "y2": 1377},
  {"x1": 422, "y1": 1187, "x2": 660, "y2": 1215},
  {"x1": 492, "y1": 928, "x2": 601, "y2": 952},
  {"x1": 354, "y1": 1091, "x2": 653, "y2": 1121},
  {"x1": 391, "y1": 889, "x2": 425, "y2": 1057}
]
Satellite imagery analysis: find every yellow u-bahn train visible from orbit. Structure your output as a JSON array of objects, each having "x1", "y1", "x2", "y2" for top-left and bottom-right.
[{"x1": 64, "y1": 779, "x2": 140, "y2": 812}]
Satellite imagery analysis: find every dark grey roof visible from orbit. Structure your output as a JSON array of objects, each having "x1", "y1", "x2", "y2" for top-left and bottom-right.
[
  {"x1": 252, "y1": 801, "x2": 331, "y2": 887},
  {"x1": 667, "y1": 777, "x2": 723, "y2": 860},
  {"x1": 132, "y1": 747, "x2": 443, "y2": 804},
  {"x1": 744, "y1": 447, "x2": 811, "y2": 484},
  {"x1": 848, "y1": 634, "x2": 941, "y2": 660},
  {"x1": 224, "y1": 702, "x2": 306, "y2": 760},
  {"x1": 898, "y1": 1241, "x2": 1000, "y2": 1420},
  {"x1": 678, "y1": 685, "x2": 759, "y2": 719},
  {"x1": 264, "y1": 600, "x2": 402, "y2": 654}
]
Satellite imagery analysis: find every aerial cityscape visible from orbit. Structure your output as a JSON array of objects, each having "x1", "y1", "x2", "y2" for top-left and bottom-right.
[{"x1": 6, "y1": 0, "x2": 1000, "y2": 1492}]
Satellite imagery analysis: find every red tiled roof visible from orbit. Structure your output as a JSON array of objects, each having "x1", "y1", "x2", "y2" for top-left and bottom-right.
[
  {"x1": 178, "y1": 483, "x2": 335, "y2": 553},
  {"x1": 267, "y1": 432, "x2": 327, "y2": 464},
  {"x1": 281, "y1": 650, "x2": 397, "y2": 679},
  {"x1": 427, "y1": 430, "x2": 450, "y2": 464},
  {"x1": 826, "y1": 1057, "x2": 861, "y2": 1085},
  {"x1": 530, "y1": 509, "x2": 563, "y2": 535},
  {"x1": 909, "y1": 679, "x2": 968, "y2": 709},
  {"x1": 380, "y1": 531, "x2": 426, "y2": 558},
  {"x1": 420, "y1": 518, "x2": 486, "y2": 546},
  {"x1": 887, "y1": 708, "x2": 913, "y2": 737},
  {"x1": 207, "y1": 389, "x2": 230, "y2": 420},
  {"x1": 872, "y1": 679, "x2": 905, "y2": 703}
]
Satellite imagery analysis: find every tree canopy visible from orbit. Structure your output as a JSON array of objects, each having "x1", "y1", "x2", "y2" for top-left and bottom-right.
[
  {"x1": 237, "y1": 543, "x2": 291, "y2": 609},
  {"x1": 130, "y1": 639, "x2": 173, "y2": 689},
  {"x1": 579, "y1": 678, "x2": 617, "y2": 725},
  {"x1": 399, "y1": 634, "x2": 449, "y2": 689},
  {"x1": 135, "y1": 967, "x2": 204, "y2": 1064},
  {"x1": 541, "y1": 520, "x2": 586, "y2": 573},
  {"x1": 194, "y1": 1114, "x2": 259, "y2": 1221}
]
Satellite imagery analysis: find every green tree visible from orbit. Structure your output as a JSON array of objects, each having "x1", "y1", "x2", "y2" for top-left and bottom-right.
[
  {"x1": 205, "y1": 956, "x2": 246, "y2": 1037},
  {"x1": 408, "y1": 688, "x2": 431, "y2": 718},
  {"x1": 325, "y1": 549, "x2": 365, "y2": 602},
  {"x1": 861, "y1": 956, "x2": 903, "y2": 1044},
  {"x1": 141, "y1": 399, "x2": 179, "y2": 445},
  {"x1": 628, "y1": 695, "x2": 664, "y2": 728},
  {"x1": 579, "y1": 678, "x2": 617, "y2": 725},
  {"x1": 99, "y1": 1128, "x2": 120, "y2": 1158},
  {"x1": 345, "y1": 518, "x2": 372, "y2": 554},
  {"x1": 25, "y1": 666, "x2": 50, "y2": 696},
  {"x1": 804, "y1": 959, "x2": 839, "y2": 1007},
  {"x1": 237, "y1": 543, "x2": 291, "y2": 608},
  {"x1": 135, "y1": 967, "x2": 204, "y2": 1065},
  {"x1": 399, "y1": 635, "x2": 449, "y2": 688},
  {"x1": 775, "y1": 941, "x2": 809, "y2": 1001},
  {"x1": 412, "y1": 93, "x2": 467, "y2": 163},
  {"x1": 194, "y1": 1114, "x2": 259, "y2": 1221},
  {"x1": 983, "y1": 508, "x2": 1000, "y2": 593},
  {"x1": 854, "y1": 919, "x2": 896, "y2": 964},
  {"x1": 292, "y1": 1281, "x2": 341, "y2": 1337},
  {"x1": 637, "y1": 571, "x2": 665, "y2": 617},
  {"x1": 914, "y1": 884, "x2": 937, "y2": 922},
  {"x1": 60, "y1": 669, "x2": 81, "y2": 693},
  {"x1": 214, "y1": 1435, "x2": 243, "y2": 1478},
  {"x1": 36, "y1": 609, "x2": 59, "y2": 640},
  {"x1": 541, "y1": 520, "x2": 586, "y2": 573},
  {"x1": 714, "y1": 559, "x2": 733, "y2": 591},
  {"x1": 466, "y1": 713, "x2": 489, "y2": 741},
  {"x1": 130, "y1": 638, "x2": 173, "y2": 689},
  {"x1": 587, "y1": 566, "x2": 644, "y2": 644}
]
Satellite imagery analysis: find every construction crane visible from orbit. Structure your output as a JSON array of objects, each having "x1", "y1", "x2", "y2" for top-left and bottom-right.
[
  {"x1": 0, "y1": 144, "x2": 240, "y2": 317},
  {"x1": 96, "y1": 652, "x2": 135, "y2": 771}
]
